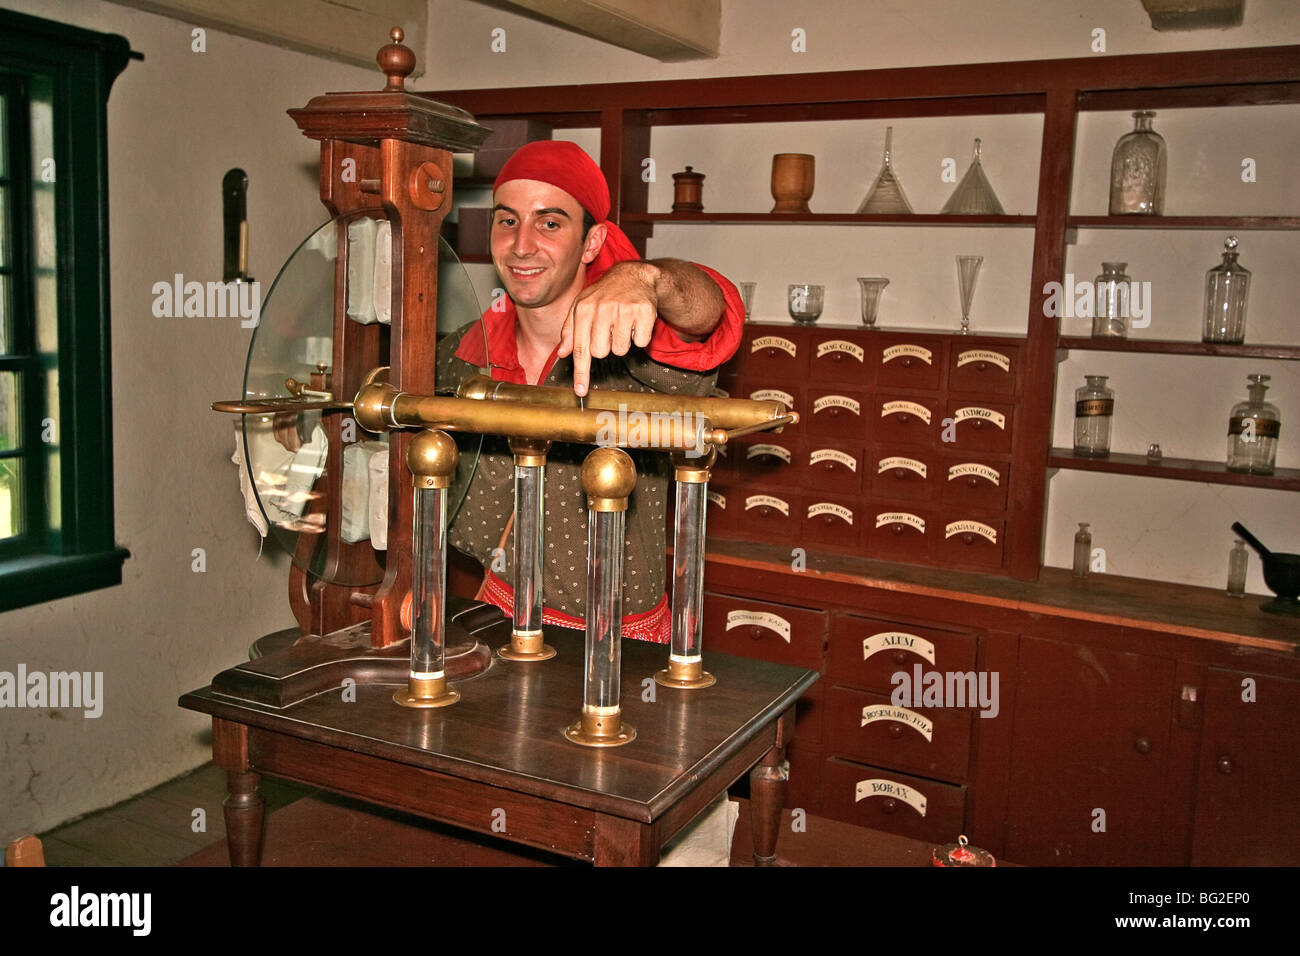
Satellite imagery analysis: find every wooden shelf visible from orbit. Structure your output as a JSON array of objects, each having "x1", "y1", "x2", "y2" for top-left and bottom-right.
[
  {"x1": 623, "y1": 212, "x2": 1036, "y2": 226},
  {"x1": 1058, "y1": 337, "x2": 1300, "y2": 360},
  {"x1": 1067, "y1": 215, "x2": 1300, "y2": 230},
  {"x1": 1048, "y1": 448, "x2": 1300, "y2": 490}
]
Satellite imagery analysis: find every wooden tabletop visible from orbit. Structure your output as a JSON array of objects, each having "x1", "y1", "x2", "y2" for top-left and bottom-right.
[{"x1": 180, "y1": 623, "x2": 819, "y2": 825}]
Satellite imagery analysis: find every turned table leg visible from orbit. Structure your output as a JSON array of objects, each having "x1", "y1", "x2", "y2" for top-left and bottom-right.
[
  {"x1": 749, "y1": 706, "x2": 794, "y2": 866},
  {"x1": 213, "y1": 718, "x2": 264, "y2": 867}
]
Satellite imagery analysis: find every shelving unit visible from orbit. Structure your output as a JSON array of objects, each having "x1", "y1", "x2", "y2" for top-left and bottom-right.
[
  {"x1": 1058, "y1": 337, "x2": 1300, "y2": 360},
  {"x1": 1048, "y1": 448, "x2": 1300, "y2": 491}
]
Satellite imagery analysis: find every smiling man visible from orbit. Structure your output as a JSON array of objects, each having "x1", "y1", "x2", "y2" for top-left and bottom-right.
[{"x1": 436, "y1": 140, "x2": 743, "y2": 642}]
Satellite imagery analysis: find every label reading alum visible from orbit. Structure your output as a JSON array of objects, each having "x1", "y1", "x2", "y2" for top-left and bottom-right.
[{"x1": 861, "y1": 630, "x2": 936, "y2": 663}]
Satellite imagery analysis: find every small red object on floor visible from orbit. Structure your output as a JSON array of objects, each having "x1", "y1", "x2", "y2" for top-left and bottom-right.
[{"x1": 932, "y1": 834, "x2": 996, "y2": 867}]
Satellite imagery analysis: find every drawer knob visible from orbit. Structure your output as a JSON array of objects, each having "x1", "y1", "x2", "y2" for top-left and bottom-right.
[
  {"x1": 829, "y1": 407, "x2": 841, "y2": 418},
  {"x1": 824, "y1": 462, "x2": 835, "y2": 472},
  {"x1": 1134, "y1": 736, "x2": 1151, "y2": 755},
  {"x1": 894, "y1": 468, "x2": 908, "y2": 480},
  {"x1": 892, "y1": 523, "x2": 905, "y2": 536},
  {"x1": 759, "y1": 506, "x2": 771, "y2": 518},
  {"x1": 749, "y1": 626, "x2": 765, "y2": 641},
  {"x1": 897, "y1": 413, "x2": 911, "y2": 424},
  {"x1": 900, "y1": 357, "x2": 913, "y2": 368},
  {"x1": 966, "y1": 476, "x2": 978, "y2": 488},
  {"x1": 976, "y1": 360, "x2": 989, "y2": 372},
  {"x1": 962, "y1": 532, "x2": 976, "y2": 546},
  {"x1": 971, "y1": 419, "x2": 984, "y2": 430},
  {"x1": 891, "y1": 649, "x2": 908, "y2": 665},
  {"x1": 1217, "y1": 755, "x2": 1234, "y2": 775},
  {"x1": 881, "y1": 798, "x2": 900, "y2": 814},
  {"x1": 887, "y1": 723, "x2": 904, "y2": 739},
  {"x1": 822, "y1": 515, "x2": 834, "y2": 526}
]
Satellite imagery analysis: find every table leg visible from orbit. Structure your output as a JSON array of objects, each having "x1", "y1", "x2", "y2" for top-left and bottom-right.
[
  {"x1": 593, "y1": 813, "x2": 660, "y2": 867},
  {"x1": 213, "y1": 718, "x2": 264, "y2": 867},
  {"x1": 749, "y1": 746, "x2": 789, "y2": 866}
]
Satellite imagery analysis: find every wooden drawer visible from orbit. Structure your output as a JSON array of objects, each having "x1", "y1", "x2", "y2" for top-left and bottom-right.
[
  {"x1": 733, "y1": 489, "x2": 799, "y2": 543},
  {"x1": 806, "y1": 388, "x2": 867, "y2": 440},
  {"x1": 938, "y1": 514, "x2": 1006, "y2": 571},
  {"x1": 735, "y1": 432, "x2": 802, "y2": 488},
  {"x1": 796, "y1": 681, "x2": 825, "y2": 746},
  {"x1": 940, "y1": 456, "x2": 1010, "y2": 511},
  {"x1": 804, "y1": 441, "x2": 863, "y2": 496},
  {"x1": 828, "y1": 614, "x2": 978, "y2": 694},
  {"x1": 821, "y1": 758, "x2": 967, "y2": 842},
  {"x1": 801, "y1": 495, "x2": 862, "y2": 551},
  {"x1": 809, "y1": 331, "x2": 871, "y2": 386},
  {"x1": 868, "y1": 446, "x2": 935, "y2": 502},
  {"x1": 702, "y1": 479, "x2": 735, "y2": 536},
  {"x1": 874, "y1": 337, "x2": 944, "y2": 390},
  {"x1": 873, "y1": 395, "x2": 940, "y2": 448},
  {"x1": 825, "y1": 685, "x2": 972, "y2": 781},
  {"x1": 713, "y1": 354, "x2": 742, "y2": 393},
  {"x1": 703, "y1": 593, "x2": 826, "y2": 670},
  {"x1": 743, "y1": 327, "x2": 807, "y2": 380},
  {"x1": 865, "y1": 505, "x2": 933, "y2": 565},
  {"x1": 944, "y1": 399, "x2": 1014, "y2": 454},
  {"x1": 947, "y1": 343, "x2": 1019, "y2": 396}
]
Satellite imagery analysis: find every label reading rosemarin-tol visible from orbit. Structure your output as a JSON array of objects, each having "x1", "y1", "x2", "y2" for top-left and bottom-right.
[
  {"x1": 947, "y1": 462, "x2": 1001, "y2": 485},
  {"x1": 725, "y1": 609, "x2": 792, "y2": 643},
  {"x1": 862, "y1": 630, "x2": 937, "y2": 663},
  {"x1": 861, "y1": 704, "x2": 934, "y2": 742},
  {"x1": 875, "y1": 511, "x2": 926, "y2": 532},
  {"x1": 745, "y1": 494, "x2": 790, "y2": 516},
  {"x1": 751, "y1": 335, "x2": 797, "y2": 357},
  {"x1": 882, "y1": 344, "x2": 932, "y2": 365},
  {"x1": 752, "y1": 388, "x2": 795, "y2": 407},
  {"x1": 811, "y1": 448, "x2": 857, "y2": 471},
  {"x1": 816, "y1": 340, "x2": 865, "y2": 362},
  {"x1": 881, "y1": 401, "x2": 932, "y2": 424},
  {"x1": 945, "y1": 520, "x2": 998, "y2": 543},
  {"x1": 953, "y1": 406, "x2": 1006, "y2": 429},
  {"x1": 746, "y1": 443, "x2": 791, "y2": 463},
  {"x1": 813, "y1": 395, "x2": 861, "y2": 416},
  {"x1": 854, "y1": 778, "x2": 928, "y2": 816},
  {"x1": 956, "y1": 349, "x2": 1011, "y2": 372},
  {"x1": 878, "y1": 456, "x2": 927, "y2": 478},
  {"x1": 808, "y1": 502, "x2": 854, "y2": 524}
]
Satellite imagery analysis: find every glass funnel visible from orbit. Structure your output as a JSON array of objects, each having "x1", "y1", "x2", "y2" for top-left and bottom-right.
[
  {"x1": 955, "y1": 255, "x2": 983, "y2": 334},
  {"x1": 942, "y1": 139, "x2": 1005, "y2": 215},
  {"x1": 857, "y1": 126, "x2": 913, "y2": 214}
]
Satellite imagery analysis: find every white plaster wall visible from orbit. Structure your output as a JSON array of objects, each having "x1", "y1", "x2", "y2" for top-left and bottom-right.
[{"x1": 0, "y1": 0, "x2": 377, "y2": 842}]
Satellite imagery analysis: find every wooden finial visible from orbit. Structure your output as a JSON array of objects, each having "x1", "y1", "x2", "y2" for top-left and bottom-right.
[{"x1": 378, "y1": 27, "x2": 415, "y2": 92}]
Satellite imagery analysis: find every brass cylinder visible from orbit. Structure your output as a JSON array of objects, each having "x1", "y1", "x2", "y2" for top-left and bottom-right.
[
  {"x1": 393, "y1": 674, "x2": 460, "y2": 709},
  {"x1": 563, "y1": 705, "x2": 637, "y2": 747},
  {"x1": 407, "y1": 429, "x2": 459, "y2": 489},
  {"x1": 508, "y1": 436, "x2": 551, "y2": 468},
  {"x1": 581, "y1": 447, "x2": 636, "y2": 513},
  {"x1": 671, "y1": 447, "x2": 716, "y2": 483}
]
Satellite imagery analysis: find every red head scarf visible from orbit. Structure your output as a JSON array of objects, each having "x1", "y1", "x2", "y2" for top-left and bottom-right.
[{"x1": 493, "y1": 140, "x2": 640, "y2": 281}]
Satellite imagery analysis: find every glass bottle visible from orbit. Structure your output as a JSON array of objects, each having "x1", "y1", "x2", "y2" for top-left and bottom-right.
[
  {"x1": 1226, "y1": 373, "x2": 1280, "y2": 474},
  {"x1": 1109, "y1": 110, "x2": 1166, "y2": 215},
  {"x1": 1092, "y1": 261, "x2": 1130, "y2": 337},
  {"x1": 1073, "y1": 523, "x2": 1092, "y2": 577},
  {"x1": 1074, "y1": 375, "x2": 1114, "y2": 458},
  {"x1": 1227, "y1": 538, "x2": 1248, "y2": 597},
  {"x1": 1203, "y1": 236, "x2": 1251, "y2": 344}
]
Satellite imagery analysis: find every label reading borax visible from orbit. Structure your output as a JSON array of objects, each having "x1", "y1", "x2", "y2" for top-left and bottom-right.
[
  {"x1": 747, "y1": 443, "x2": 791, "y2": 463},
  {"x1": 954, "y1": 406, "x2": 1006, "y2": 429},
  {"x1": 745, "y1": 494, "x2": 790, "y2": 516},
  {"x1": 862, "y1": 631, "x2": 937, "y2": 663},
  {"x1": 956, "y1": 349, "x2": 1011, "y2": 372},
  {"x1": 811, "y1": 448, "x2": 857, "y2": 471},
  {"x1": 813, "y1": 395, "x2": 861, "y2": 416},
  {"x1": 878, "y1": 456, "x2": 926, "y2": 478},
  {"x1": 752, "y1": 335, "x2": 797, "y2": 357},
  {"x1": 882, "y1": 344, "x2": 932, "y2": 365},
  {"x1": 875, "y1": 512, "x2": 926, "y2": 532},
  {"x1": 725, "y1": 610, "x2": 791, "y2": 643},
  {"x1": 808, "y1": 502, "x2": 854, "y2": 524},
  {"x1": 854, "y1": 779, "x2": 928, "y2": 816},
  {"x1": 945, "y1": 520, "x2": 998, "y2": 543},
  {"x1": 861, "y1": 704, "x2": 934, "y2": 742},
  {"x1": 948, "y1": 462, "x2": 1000, "y2": 485},
  {"x1": 816, "y1": 340, "x2": 865, "y2": 361},
  {"x1": 881, "y1": 401, "x2": 932, "y2": 424}
]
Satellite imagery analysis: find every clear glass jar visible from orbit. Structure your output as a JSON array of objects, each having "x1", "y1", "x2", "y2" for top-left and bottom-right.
[
  {"x1": 1109, "y1": 110, "x2": 1166, "y2": 215},
  {"x1": 1227, "y1": 538, "x2": 1248, "y2": 597},
  {"x1": 1073, "y1": 523, "x2": 1092, "y2": 577},
  {"x1": 1226, "y1": 373, "x2": 1280, "y2": 475},
  {"x1": 1093, "y1": 261, "x2": 1130, "y2": 337},
  {"x1": 1203, "y1": 236, "x2": 1251, "y2": 344},
  {"x1": 1074, "y1": 375, "x2": 1114, "y2": 458}
]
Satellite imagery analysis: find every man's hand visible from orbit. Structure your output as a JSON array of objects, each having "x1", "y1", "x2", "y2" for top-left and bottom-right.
[{"x1": 557, "y1": 259, "x2": 725, "y2": 396}]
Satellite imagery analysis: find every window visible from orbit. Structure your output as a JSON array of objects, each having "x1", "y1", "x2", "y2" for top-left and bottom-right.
[{"x1": 0, "y1": 9, "x2": 134, "y2": 612}]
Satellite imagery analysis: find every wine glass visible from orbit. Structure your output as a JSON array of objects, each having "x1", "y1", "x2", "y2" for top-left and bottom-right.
[
  {"x1": 857, "y1": 277, "x2": 889, "y2": 329},
  {"x1": 955, "y1": 255, "x2": 983, "y2": 334}
]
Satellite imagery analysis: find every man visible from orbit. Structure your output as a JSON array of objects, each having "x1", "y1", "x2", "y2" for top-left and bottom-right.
[{"x1": 437, "y1": 140, "x2": 743, "y2": 643}]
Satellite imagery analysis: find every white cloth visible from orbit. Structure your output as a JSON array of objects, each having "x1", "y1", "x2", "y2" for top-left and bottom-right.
[
  {"x1": 657, "y1": 795, "x2": 739, "y2": 867},
  {"x1": 368, "y1": 448, "x2": 389, "y2": 551},
  {"x1": 346, "y1": 218, "x2": 378, "y2": 324},
  {"x1": 340, "y1": 440, "x2": 388, "y2": 543},
  {"x1": 231, "y1": 425, "x2": 268, "y2": 537}
]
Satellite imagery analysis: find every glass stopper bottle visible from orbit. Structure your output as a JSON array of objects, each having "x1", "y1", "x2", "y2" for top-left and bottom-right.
[
  {"x1": 1093, "y1": 261, "x2": 1131, "y2": 337},
  {"x1": 1074, "y1": 375, "x2": 1114, "y2": 458},
  {"x1": 1073, "y1": 523, "x2": 1092, "y2": 577},
  {"x1": 1203, "y1": 236, "x2": 1251, "y2": 344},
  {"x1": 1227, "y1": 538, "x2": 1248, "y2": 597},
  {"x1": 1226, "y1": 373, "x2": 1280, "y2": 474},
  {"x1": 1109, "y1": 110, "x2": 1166, "y2": 215}
]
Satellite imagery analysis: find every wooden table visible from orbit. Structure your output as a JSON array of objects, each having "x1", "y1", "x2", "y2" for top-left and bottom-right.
[{"x1": 179, "y1": 617, "x2": 818, "y2": 867}]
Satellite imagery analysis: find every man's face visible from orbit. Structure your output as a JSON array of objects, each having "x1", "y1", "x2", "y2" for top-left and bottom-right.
[{"x1": 490, "y1": 179, "x2": 603, "y2": 311}]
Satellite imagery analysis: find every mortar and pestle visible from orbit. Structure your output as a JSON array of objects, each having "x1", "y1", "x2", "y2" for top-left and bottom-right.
[{"x1": 1231, "y1": 522, "x2": 1300, "y2": 616}]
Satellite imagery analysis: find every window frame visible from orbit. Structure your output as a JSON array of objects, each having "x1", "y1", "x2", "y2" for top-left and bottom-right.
[{"x1": 0, "y1": 9, "x2": 133, "y2": 612}]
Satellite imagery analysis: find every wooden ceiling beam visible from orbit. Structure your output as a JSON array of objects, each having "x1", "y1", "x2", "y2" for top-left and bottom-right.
[{"x1": 489, "y1": 0, "x2": 720, "y2": 61}]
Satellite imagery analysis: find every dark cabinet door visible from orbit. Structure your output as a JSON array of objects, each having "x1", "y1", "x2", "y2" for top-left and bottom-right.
[
  {"x1": 1192, "y1": 669, "x2": 1300, "y2": 865},
  {"x1": 1004, "y1": 636, "x2": 1176, "y2": 865}
]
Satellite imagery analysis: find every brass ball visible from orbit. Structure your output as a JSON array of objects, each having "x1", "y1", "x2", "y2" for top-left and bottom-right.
[
  {"x1": 408, "y1": 430, "x2": 459, "y2": 480},
  {"x1": 581, "y1": 447, "x2": 637, "y2": 500},
  {"x1": 456, "y1": 374, "x2": 495, "y2": 401}
]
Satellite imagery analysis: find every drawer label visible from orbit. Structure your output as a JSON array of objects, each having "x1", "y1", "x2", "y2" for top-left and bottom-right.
[
  {"x1": 706, "y1": 490, "x2": 726, "y2": 509},
  {"x1": 862, "y1": 631, "x2": 937, "y2": 664},
  {"x1": 726, "y1": 610, "x2": 791, "y2": 643},
  {"x1": 752, "y1": 388, "x2": 795, "y2": 407},
  {"x1": 956, "y1": 349, "x2": 1011, "y2": 372},
  {"x1": 1076, "y1": 398, "x2": 1114, "y2": 418},
  {"x1": 745, "y1": 494, "x2": 790, "y2": 516},
  {"x1": 746, "y1": 443, "x2": 792, "y2": 463},
  {"x1": 709, "y1": 386, "x2": 730, "y2": 399},
  {"x1": 812, "y1": 395, "x2": 861, "y2": 416},
  {"x1": 816, "y1": 340, "x2": 865, "y2": 362},
  {"x1": 808, "y1": 502, "x2": 854, "y2": 524},
  {"x1": 811, "y1": 448, "x2": 857, "y2": 471},
  {"x1": 854, "y1": 778, "x2": 928, "y2": 817},
  {"x1": 953, "y1": 406, "x2": 1006, "y2": 429},
  {"x1": 878, "y1": 456, "x2": 927, "y2": 478},
  {"x1": 875, "y1": 512, "x2": 926, "y2": 533},
  {"x1": 881, "y1": 401, "x2": 932, "y2": 424},
  {"x1": 947, "y1": 462, "x2": 1001, "y2": 485},
  {"x1": 752, "y1": 335, "x2": 797, "y2": 357},
  {"x1": 861, "y1": 704, "x2": 934, "y2": 742},
  {"x1": 945, "y1": 520, "x2": 998, "y2": 543},
  {"x1": 882, "y1": 344, "x2": 932, "y2": 365}
]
